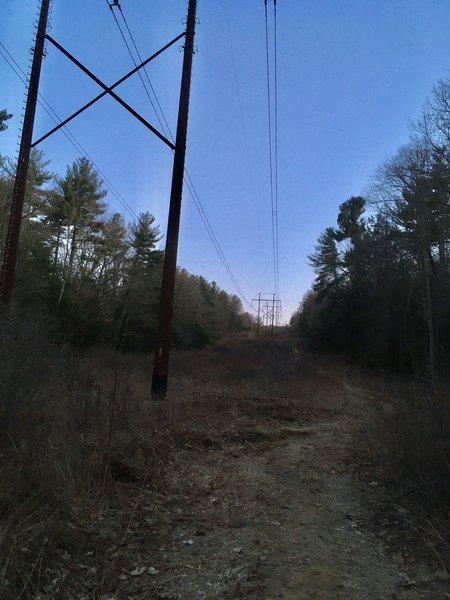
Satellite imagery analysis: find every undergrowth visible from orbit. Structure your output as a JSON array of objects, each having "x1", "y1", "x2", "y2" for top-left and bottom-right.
[
  {"x1": 0, "y1": 314, "x2": 315, "y2": 599},
  {"x1": 367, "y1": 377, "x2": 450, "y2": 572},
  {"x1": 1, "y1": 308, "x2": 448, "y2": 597}
]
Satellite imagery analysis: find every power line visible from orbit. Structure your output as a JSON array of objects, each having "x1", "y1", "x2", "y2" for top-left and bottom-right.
[
  {"x1": 107, "y1": 2, "x2": 173, "y2": 144},
  {"x1": 116, "y1": 3, "x2": 173, "y2": 140},
  {"x1": 264, "y1": 0, "x2": 278, "y2": 299},
  {"x1": 0, "y1": 40, "x2": 139, "y2": 221},
  {"x1": 104, "y1": 0, "x2": 168, "y2": 137},
  {"x1": 106, "y1": 2, "x2": 254, "y2": 311},
  {"x1": 273, "y1": 0, "x2": 280, "y2": 299},
  {"x1": 222, "y1": 0, "x2": 263, "y2": 241},
  {"x1": 183, "y1": 170, "x2": 252, "y2": 309}
]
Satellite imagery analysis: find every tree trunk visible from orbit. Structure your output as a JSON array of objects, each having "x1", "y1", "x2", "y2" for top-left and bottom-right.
[
  {"x1": 56, "y1": 224, "x2": 77, "y2": 314},
  {"x1": 422, "y1": 246, "x2": 437, "y2": 387}
]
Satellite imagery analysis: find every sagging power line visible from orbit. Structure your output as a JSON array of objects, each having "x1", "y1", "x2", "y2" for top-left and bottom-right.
[
  {"x1": 223, "y1": 0, "x2": 263, "y2": 243},
  {"x1": 263, "y1": 0, "x2": 280, "y2": 300},
  {"x1": 106, "y1": 0, "x2": 253, "y2": 312},
  {"x1": 0, "y1": 40, "x2": 138, "y2": 221}
]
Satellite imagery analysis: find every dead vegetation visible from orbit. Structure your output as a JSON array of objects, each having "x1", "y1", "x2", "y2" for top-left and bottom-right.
[
  {"x1": 0, "y1": 311, "x2": 449, "y2": 598},
  {"x1": 362, "y1": 377, "x2": 450, "y2": 579}
]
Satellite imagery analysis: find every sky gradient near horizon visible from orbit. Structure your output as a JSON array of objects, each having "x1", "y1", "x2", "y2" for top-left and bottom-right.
[{"x1": 2, "y1": 0, "x2": 450, "y2": 321}]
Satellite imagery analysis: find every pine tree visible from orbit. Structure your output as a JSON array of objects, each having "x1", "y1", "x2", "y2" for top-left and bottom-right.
[
  {"x1": 114, "y1": 212, "x2": 162, "y2": 351},
  {"x1": 0, "y1": 109, "x2": 12, "y2": 132},
  {"x1": 55, "y1": 157, "x2": 106, "y2": 313}
]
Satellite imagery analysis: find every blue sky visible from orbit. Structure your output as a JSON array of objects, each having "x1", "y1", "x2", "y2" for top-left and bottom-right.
[{"x1": 2, "y1": 0, "x2": 450, "y2": 321}]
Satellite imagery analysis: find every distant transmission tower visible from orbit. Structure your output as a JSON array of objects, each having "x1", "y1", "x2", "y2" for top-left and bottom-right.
[{"x1": 252, "y1": 292, "x2": 281, "y2": 334}]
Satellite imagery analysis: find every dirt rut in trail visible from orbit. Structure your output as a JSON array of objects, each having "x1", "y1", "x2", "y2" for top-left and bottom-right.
[
  {"x1": 147, "y1": 385, "x2": 447, "y2": 599},
  {"x1": 239, "y1": 420, "x2": 406, "y2": 600}
]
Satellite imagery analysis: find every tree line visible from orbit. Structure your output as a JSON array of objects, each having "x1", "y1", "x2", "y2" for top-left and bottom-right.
[
  {"x1": 293, "y1": 76, "x2": 450, "y2": 382},
  {"x1": 0, "y1": 137, "x2": 251, "y2": 351}
]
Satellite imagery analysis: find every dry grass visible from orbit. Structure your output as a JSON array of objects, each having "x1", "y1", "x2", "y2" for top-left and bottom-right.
[
  {"x1": 364, "y1": 376, "x2": 450, "y2": 573},
  {"x1": 0, "y1": 320, "x2": 324, "y2": 598},
  {"x1": 2, "y1": 313, "x2": 448, "y2": 597},
  {"x1": 369, "y1": 379, "x2": 450, "y2": 502}
]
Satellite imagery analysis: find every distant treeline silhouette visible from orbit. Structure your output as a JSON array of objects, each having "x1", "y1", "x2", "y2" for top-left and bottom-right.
[{"x1": 294, "y1": 76, "x2": 450, "y2": 381}]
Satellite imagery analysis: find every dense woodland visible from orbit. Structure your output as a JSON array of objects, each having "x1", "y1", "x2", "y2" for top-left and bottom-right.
[
  {"x1": 0, "y1": 127, "x2": 251, "y2": 351},
  {"x1": 293, "y1": 76, "x2": 450, "y2": 383}
]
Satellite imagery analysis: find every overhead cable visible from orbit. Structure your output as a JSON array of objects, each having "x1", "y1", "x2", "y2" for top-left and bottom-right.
[
  {"x1": 273, "y1": 0, "x2": 280, "y2": 299},
  {"x1": 106, "y1": 2, "x2": 254, "y2": 310},
  {"x1": 264, "y1": 0, "x2": 279, "y2": 299},
  {"x1": 223, "y1": 0, "x2": 263, "y2": 240},
  {"x1": 104, "y1": 0, "x2": 167, "y2": 137},
  {"x1": 0, "y1": 40, "x2": 139, "y2": 221}
]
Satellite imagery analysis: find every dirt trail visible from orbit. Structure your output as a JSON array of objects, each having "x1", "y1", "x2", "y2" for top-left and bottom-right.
[
  {"x1": 237, "y1": 418, "x2": 411, "y2": 600},
  {"x1": 142, "y1": 369, "x2": 447, "y2": 600},
  {"x1": 37, "y1": 339, "x2": 446, "y2": 599},
  {"x1": 3, "y1": 337, "x2": 448, "y2": 599}
]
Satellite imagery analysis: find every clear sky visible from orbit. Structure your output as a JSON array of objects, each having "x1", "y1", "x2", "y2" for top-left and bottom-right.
[{"x1": 2, "y1": 0, "x2": 450, "y2": 321}]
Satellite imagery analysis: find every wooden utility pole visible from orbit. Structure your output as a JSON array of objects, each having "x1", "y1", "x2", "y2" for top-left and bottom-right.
[
  {"x1": 0, "y1": 0, "x2": 50, "y2": 307},
  {"x1": 151, "y1": 0, "x2": 197, "y2": 399}
]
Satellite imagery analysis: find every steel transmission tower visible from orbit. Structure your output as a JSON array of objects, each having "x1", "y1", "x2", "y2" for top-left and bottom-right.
[{"x1": 252, "y1": 292, "x2": 282, "y2": 334}]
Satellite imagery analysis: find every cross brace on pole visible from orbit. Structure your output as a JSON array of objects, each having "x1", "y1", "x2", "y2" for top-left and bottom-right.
[
  {"x1": 32, "y1": 32, "x2": 185, "y2": 148},
  {"x1": 42, "y1": 34, "x2": 176, "y2": 149},
  {"x1": 0, "y1": 2, "x2": 188, "y2": 307}
]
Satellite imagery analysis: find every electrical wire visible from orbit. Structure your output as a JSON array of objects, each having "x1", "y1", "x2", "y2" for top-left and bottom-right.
[
  {"x1": 264, "y1": 0, "x2": 278, "y2": 300},
  {"x1": 273, "y1": 0, "x2": 280, "y2": 299},
  {"x1": 0, "y1": 40, "x2": 139, "y2": 221},
  {"x1": 222, "y1": 0, "x2": 262, "y2": 237},
  {"x1": 183, "y1": 170, "x2": 252, "y2": 308},
  {"x1": 106, "y1": 2, "x2": 254, "y2": 310},
  {"x1": 115, "y1": 3, "x2": 173, "y2": 139},
  {"x1": 104, "y1": 0, "x2": 168, "y2": 137}
]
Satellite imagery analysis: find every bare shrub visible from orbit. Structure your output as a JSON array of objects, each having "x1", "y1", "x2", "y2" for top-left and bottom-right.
[
  {"x1": 365, "y1": 379, "x2": 450, "y2": 574},
  {"x1": 0, "y1": 309, "x2": 150, "y2": 598},
  {"x1": 0, "y1": 327, "x2": 346, "y2": 598},
  {"x1": 371, "y1": 382, "x2": 450, "y2": 503},
  {"x1": 0, "y1": 308, "x2": 58, "y2": 454}
]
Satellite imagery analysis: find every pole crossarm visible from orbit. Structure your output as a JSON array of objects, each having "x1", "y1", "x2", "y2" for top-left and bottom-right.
[{"x1": 33, "y1": 33, "x2": 186, "y2": 150}]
